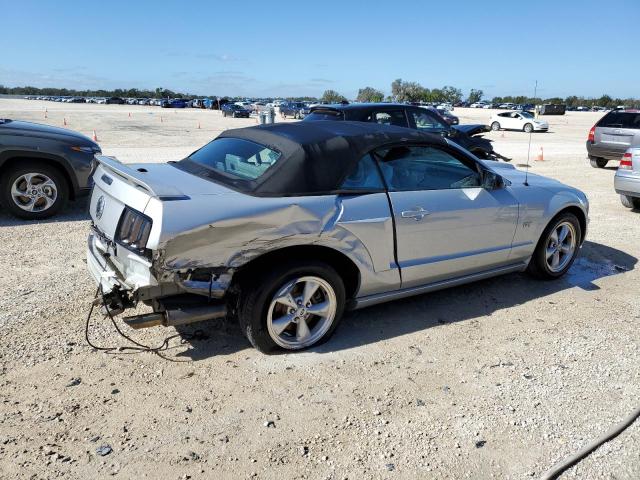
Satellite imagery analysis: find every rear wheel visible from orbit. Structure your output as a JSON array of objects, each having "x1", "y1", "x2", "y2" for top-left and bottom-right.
[
  {"x1": 620, "y1": 194, "x2": 640, "y2": 209},
  {"x1": 527, "y1": 212, "x2": 581, "y2": 279},
  {"x1": 491, "y1": 121, "x2": 501, "y2": 131},
  {"x1": 590, "y1": 157, "x2": 608, "y2": 168},
  {"x1": 237, "y1": 260, "x2": 345, "y2": 353},
  {"x1": 0, "y1": 162, "x2": 68, "y2": 220},
  {"x1": 523, "y1": 123, "x2": 534, "y2": 133}
]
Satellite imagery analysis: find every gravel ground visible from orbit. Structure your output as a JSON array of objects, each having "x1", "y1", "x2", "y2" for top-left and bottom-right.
[{"x1": 0, "y1": 99, "x2": 638, "y2": 480}]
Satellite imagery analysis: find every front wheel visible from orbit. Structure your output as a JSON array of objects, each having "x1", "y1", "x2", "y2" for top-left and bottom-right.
[
  {"x1": 590, "y1": 157, "x2": 608, "y2": 168},
  {"x1": 491, "y1": 121, "x2": 501, "y2": 131},
  {"x1": 1, "y1": 162, "x2": 68, "y2": 220},
  {"x1": 237, "y1": 261, "x2": 346, "y2": 353},
  {"x1": 620, "y1": 194, "x2": 640, "y2": 209},
  {"x1": 523, "y1": 123, "x2": 534, "y2": 133},
  {"x1": 527, "y1": 212, "x2": 581, "y2": 279}
]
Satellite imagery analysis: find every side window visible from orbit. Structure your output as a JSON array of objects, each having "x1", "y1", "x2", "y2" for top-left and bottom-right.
[
  {"x1": 375, "y1": 146, "x2": 481, "y2": 191},
  {"x1": 340, "y1": 154, "x2": 384, "y2": 190},
  {"x1": 372, "y1": 110, "x2": 408, "y2": 127},
  {"x1": 410, "y1": 110, "x2": 447, "y2": 132}
]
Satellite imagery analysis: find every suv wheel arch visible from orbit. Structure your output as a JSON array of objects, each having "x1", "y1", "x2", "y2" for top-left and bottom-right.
[{"x1": 0, "y1": 152, "x2": 78, "y2": 199}]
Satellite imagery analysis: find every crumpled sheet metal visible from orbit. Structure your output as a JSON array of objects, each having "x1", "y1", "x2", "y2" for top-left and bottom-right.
[{"x1": 153, "y1": 193, "x2": 399, "y2": 297}]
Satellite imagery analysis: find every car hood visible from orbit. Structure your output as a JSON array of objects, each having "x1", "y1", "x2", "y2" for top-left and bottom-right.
[
  {"x1": 0, "y1": 119, "x2": 96, "y2": 145},
  {"x1": 453, "y1": 124, "x2": 490, "y2": 136},
  {"x1": 487, "y1": 162, "x2": 576, "y2": 192}
]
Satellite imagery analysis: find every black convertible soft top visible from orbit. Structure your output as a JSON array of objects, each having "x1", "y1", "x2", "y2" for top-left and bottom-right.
[{"x1": 195, "y1": 121, "x2": 445, "y2": 196}]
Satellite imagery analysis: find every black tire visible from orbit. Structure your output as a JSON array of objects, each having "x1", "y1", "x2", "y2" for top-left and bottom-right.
[
  {"x1": 0, "y1": 161, "x2": 68, "y2": 220},
  {"x1": 237, "y1": 260, "x2": 346, "y2": 353},
  {"x1": 620, "y1": 194, "x2": 640, "y2": 209},
  {"x1": 222, "y1": 111, "x2": 227, "y2": 117},
  {"x1": 590, "y1": 157, "x2": 608, "y2": 168},
  {"x1": 523, "y1": 123, "x2": 533, "y2": 133},
  {"x1": 491, "y1": 121, "x2": 500, "y2": 131},
  {"x1": 527, "y1": 212, "x2": 581, "y2": 280}
]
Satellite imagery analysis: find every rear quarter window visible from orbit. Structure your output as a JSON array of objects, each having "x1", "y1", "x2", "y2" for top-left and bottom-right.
[{"x1": 598, "y1": 112, "x2": 640, "y2": 129}]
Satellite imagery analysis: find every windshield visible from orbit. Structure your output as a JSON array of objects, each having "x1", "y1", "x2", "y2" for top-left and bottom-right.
[
  {"x1": 520, "y1": 111, "x2": 534, "y2": 119},
  {"x1": 185, "y1": 138, "x2": 281, "y2": 181}
]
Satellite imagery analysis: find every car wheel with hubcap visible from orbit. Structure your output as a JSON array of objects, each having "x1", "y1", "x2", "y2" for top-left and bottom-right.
[
  {"x1": 1, "y1": 162, "x2": 68, "y2": 220},
  {"x1": 620, "y1": 194, "x2": 640, "y2": 209},
  {"x1": 491, "y1": 121, "x2": 501, "y2": 131},
  {"x1": 527, "y1": 212, "x2": 581, "y2": 279},
  {"x1": 589, "y1": 157, "x2": 608, "y2": 168},
  {"x1": 237, "y1": 260, "x2": 345, "y2": 353},
  {"x1": 523, "y1": 123, "x2": 533, "y2": 133}
]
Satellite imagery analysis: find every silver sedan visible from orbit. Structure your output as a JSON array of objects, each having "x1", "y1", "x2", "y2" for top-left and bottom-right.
[{"x1": 86, "y1": 121, "x2": 589, "y2": 353}]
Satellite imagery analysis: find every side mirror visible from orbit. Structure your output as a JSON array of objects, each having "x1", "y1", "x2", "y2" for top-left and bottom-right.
[{"x1": 482, "y1": 170, "x2": 504, "y2": 190}]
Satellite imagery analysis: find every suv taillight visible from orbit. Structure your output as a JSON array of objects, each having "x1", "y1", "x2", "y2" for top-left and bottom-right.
[
  {"x1": 619, "y1": 152, "x2": 633, "y2": 170},
  {"x1": 588, "y1": 126, "x2": 596, "y2": 143},
  {"x1": 116, "y1": 207, "x2": 152, "y2": 254}
]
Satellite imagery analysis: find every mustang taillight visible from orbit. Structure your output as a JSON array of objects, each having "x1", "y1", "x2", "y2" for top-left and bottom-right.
[
  {"x1": 116, "y1": 207, "x2": 152, "y2": 254},
  {"x1": 619, "y1": 152, "x2": 633, "y2": 170},
  {"x1": 587, "y1": 126, "x2": 596, "y2": 143}
]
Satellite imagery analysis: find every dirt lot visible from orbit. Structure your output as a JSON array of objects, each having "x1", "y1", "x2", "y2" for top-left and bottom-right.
[{"x1": 0, "y1": 99, "x2": 638, "y2": 480}]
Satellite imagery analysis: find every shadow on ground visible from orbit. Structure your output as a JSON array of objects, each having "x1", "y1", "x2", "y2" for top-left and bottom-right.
[{"x1": 172, "y1": 240, "x2": 636, "y2": 361}]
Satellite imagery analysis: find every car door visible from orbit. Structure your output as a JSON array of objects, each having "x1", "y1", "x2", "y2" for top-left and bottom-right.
[
  {"x1": 375, "y1": 143, "x2": 519, "y2": 288},
  {"x1": 509, "y1": 112, "x2": 523, "y2": 130}
]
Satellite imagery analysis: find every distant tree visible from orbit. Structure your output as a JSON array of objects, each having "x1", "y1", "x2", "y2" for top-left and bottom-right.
[
  {"x1": 356, "y1": 86, "x2": 384, "y2": 103},
  {"x1": 441, "y1": 85, "x2": 463, "y2": 104},
  {"x1": 597, "y1": 94, "x2": 613, "y2": 107},
  {"x1": 320, "y1": 89, "x2": 347, "y2": 103},
  {"x1": 391, "y1": 79, "x2": 428, "y2": 103},
  {"x1": 467, "y1": 88, "x2": 483, "y2": 103}
]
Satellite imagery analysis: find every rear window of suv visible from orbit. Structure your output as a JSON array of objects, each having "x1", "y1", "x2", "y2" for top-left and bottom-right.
[
  {"x1": 303, "y1": 110, "x2": 344, "y2": 121},
  {"x1": 597, "y1": 111, "x2": 640, "y2": 129}
]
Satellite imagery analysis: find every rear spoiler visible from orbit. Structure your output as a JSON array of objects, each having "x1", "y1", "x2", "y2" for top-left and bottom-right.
[{"x1": 94, "y1": 155, "x2": 186, "y2": 198}]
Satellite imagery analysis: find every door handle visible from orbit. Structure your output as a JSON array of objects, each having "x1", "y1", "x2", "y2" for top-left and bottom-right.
[{"x1": 401, "y1": 207, "x2": 430, "y2": 221}]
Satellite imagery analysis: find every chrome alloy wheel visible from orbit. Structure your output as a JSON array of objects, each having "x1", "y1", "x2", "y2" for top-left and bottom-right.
[
  {"x1": 11, "y1": 172, "x2": 58, "y2": 213},
  {"x1": 545, "y1": 221, "x2": 577, "y2": 272},
  {"x1": 266, "y1": 276, "x2": 337, "y2": 349}
]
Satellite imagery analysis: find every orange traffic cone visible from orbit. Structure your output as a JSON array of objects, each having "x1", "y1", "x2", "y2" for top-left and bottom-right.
[
  {"x1": 92, "y1": 130, "x2": 98, "y2": 142},
  {"x1": 536, "y1": 147, "x2": 544, "y2": 161},
  {"x1": 63, "y1": 117, "x2": 67, "y2": 126}
]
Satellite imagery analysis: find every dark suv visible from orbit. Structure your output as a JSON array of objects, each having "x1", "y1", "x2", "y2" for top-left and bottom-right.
[
  {"x1": 0, "y1": 119, "x2": 101, "y2": 219},
  {"x1": 587, "y1": 109, "x2": 640, "y2": 168},
  {"x1": 303, "y1": 103, "x2": 505, "y2": 161},
  {"x1": 280, "y1": 102, "x2": 310, "y2": 119}
]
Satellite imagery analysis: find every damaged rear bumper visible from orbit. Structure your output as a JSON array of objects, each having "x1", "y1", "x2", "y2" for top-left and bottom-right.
[{"x1": 87, "y1": 227, "x2": 233, "y2": 303}]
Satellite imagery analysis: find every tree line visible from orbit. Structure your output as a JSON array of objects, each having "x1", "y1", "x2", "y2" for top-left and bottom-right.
[{"x1": 1, "y1": 83, "x2": 637, "y2": 108}]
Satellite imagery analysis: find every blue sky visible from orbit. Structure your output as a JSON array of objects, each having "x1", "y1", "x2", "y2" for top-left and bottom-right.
[{"x1": 1, "y1": 0, "x2": 638, "y2": 99}]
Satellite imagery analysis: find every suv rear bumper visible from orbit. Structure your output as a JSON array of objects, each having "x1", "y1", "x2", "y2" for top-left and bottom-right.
[{"x1": 586, "y1": 141, "x2": 625, "y2": 161}]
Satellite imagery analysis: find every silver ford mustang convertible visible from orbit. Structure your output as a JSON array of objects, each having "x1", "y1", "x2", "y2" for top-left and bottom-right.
[{"x1": 87, "y1": 121, "x2": 588, "y2": 353}]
